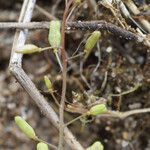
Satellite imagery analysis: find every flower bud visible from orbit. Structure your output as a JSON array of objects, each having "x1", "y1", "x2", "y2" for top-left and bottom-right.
[
  {"x1": 16, "y1": 44, "x2": 42, "y2": 54},
  {"x1": 48, "y1": 20, "x2": 61, "y2": 48},
  {"x1": 86, "y1": 141, "x2": 104, "y2": 150},
  {"x1": 37, "y1": 142, "x2": 49, "y2": 150},
  {"x1": 44, "y1": 76, "x2": 53, "y2": 93},
  {"x1": 84, "y1": 31, "x2": 101, "y2": 58},
  {"x1": 15, "y1": 116, "x2": 37, "y2": 140},
  {"x1": 87, "y1": 104, "x2": 107, "y2": 116}
]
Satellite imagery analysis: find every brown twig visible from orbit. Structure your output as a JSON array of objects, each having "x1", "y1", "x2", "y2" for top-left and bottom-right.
[
  {"x1": 67, "y1": 21, "x2": 144, "y2": 42},
  {"x1": 108, "y1": 108, "x2": 150, "y2": 119},
  {"x1": 35, "y1": 5, "x2": 57, "y2": 20},
  {"x1": 51, "y1": 0, "x2": 62, "y2": 15},
  {"x1": 65, "y1": 107, "x2": 150, "y2": 126},
  {"x1": 9, "y1": 0, "x2": 84, "y2": 150},
  {"x1": 0, "y1": 21, "x2": 146, "y2": 43},
  {"x1": 58, "y1": 0, "x2": 74, "y2": 149}
]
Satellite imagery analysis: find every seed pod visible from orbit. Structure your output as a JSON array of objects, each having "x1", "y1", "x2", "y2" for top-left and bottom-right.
[
  {"x1": 16, "y1": 44, "x2": 42, "y2": 54},
  {"x1": 15, "y1": 116, "x2": 37, "y2": 140},
  {"x1": 86, "y1": 141, "x2": 104, "y2": 150},
  {"x1": 48, "y1": 20, "x2": 61, "y2": 49},
  {"x1": 75, "y1": 0, "x2": 81, "y2": 5},
  {"x1": 84, "y1": 31, "x2": 101, "y2": 58},
  {"x1": 37, "y1": 142, "x2": 49, "y2": 150},
  {"x1": 44, "y1": 76, "x2": 53, "y2": 93},
  {"x1": 87, "y1": 104, "x2": 107, "y2": 116}
]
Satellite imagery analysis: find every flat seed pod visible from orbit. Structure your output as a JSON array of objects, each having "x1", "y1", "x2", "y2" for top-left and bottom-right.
[
  {"x1": 87, "y1": 104, "x2": 107, "y2": 116},
  {"x1": 75, "y1": 0, "x2": 81, "y2": 5},
  {"x1": 48, "y1": 20, "x2": 61, "y2": 48},
  {"x1": 37, "y1": 142, "x2": 49, "y2": 150},
  {"x1": 84, "y1": 31, "x2": 101, "y2": 58},
  {"x1": 44, "y1": 76, "x2": 53, "y2": 93},
  {"x1": 15, "y1": 116, "x2": 37, "y2": 140},
  {"x1": 86, "y1": 141, "x2": 104, "y2": 150},
  {"x1": 16, "y1": 44, "x2": 42, "y2": 54}
]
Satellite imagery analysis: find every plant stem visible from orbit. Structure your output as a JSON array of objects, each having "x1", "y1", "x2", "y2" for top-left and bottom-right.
[
  {"x1": 51, "y1": 92, "x2": 60, "y2": 107},
  {"x1": 65, "y1": 113, "x2": 87, "y2": 127},
  {"x1": 54, "y1": 49, "x2": 63, "y2": 71},
  {"x1": 58, "y1": 0, "x2": 74, "y2": 150},
  {"x1": 40, "y1": 46, "x2": 53, "y2": 51},
  {"x1": 37, "y1": 138, "x2": 57, "y2": 150},
  {"x1": 108, "y1": 108, "x2": 150, "y2": 119},
  {"x1": 110, "y1": 83, "x2": 142, "y2": 97},
  {"x1": 67, "y1": 52, "x2": 85, "y2": 60}
]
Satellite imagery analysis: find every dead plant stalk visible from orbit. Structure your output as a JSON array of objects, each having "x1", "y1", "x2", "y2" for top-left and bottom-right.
[
  {"x1": 58, "y1": 0, "x2": 74, "y2": 150},
  {"x1": 8, "y1": 0, "x2": 84, "y2": 150}
]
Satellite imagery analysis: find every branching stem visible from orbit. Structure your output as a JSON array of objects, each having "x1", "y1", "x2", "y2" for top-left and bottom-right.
[{"x1": 58, "y1": 0, "x2": 74, "y2": 150}]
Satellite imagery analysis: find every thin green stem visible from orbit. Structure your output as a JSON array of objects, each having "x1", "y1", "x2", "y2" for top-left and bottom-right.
[
  {"x1": 51, "y1": 92, "x2": 60, "y2": 107},
  {"x1": 40, "y1": 46, "x2": 53, "y2": 52},
  {"x1": 54, "y1": 49, "x2": 63, "y2": 71},
  {"x1": 64, "y1": 113, "x2": 87, "y2": 127},
  {"x1": 110, "y1": 83, "x2": 142, "y2": 97},
  {"x1": 67, "y1": 52, "x2": 85, "y2": 61},
  {"x1": 36, "y1": 137, "x2": 57, "y2": 150}
]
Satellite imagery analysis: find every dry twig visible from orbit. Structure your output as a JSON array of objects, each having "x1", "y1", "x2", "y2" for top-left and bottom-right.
[
  {"x1": 9, "y1": 0, "x2": 84, "y2": 150},
  {"x1": 58, "y1": 1, "x2": 74, "y2": 149},
  {"x1": 108, "y1": 108, "x2": 150, "y2": 119},
  {"x1": 0, "y1": 21, "x2": 146, "y2": 44}
]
